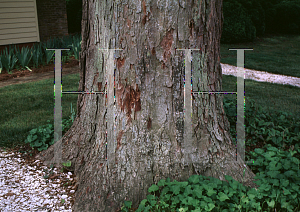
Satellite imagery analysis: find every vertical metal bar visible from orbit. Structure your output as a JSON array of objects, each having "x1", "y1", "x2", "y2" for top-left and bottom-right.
[
  {"x1": 229, "y1": 48, "x2": 253, "y2": 163},
  {"x1": 237, "y1": 50, "x2": 245, "y2": 163},
  {"x1": 54, "y1": 49, "x2": 62, "y2": 165},
  {"x1": 176, "y1": 48, "x2": 199, "y2": 164},
  {"x1": 184, "y1": 50, "x2": 193, "y2": 164},
  {"x1": 49, "y1": 49, "x2": 69, "y2": 165},
  {"x1": 106, "y1": 50, "x2": 115, "y2": 170},
  {"x1": 99, "y1": 49, "x2": 122, "y2": 169}
]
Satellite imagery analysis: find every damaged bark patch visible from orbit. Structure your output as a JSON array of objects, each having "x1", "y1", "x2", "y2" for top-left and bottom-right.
[
  {"x1": 142, "y1": 0, "x2": 146, "y2": 14},
  {"x1": 142, "y1": 0, "x2": 148, "y2": 25},
  {"x1": 142, "y1": 15, "x2": 147, "y2": 25},
  {"x1": 86, "y1": 186, "x2": 91, "y2": 194},
  {"x1": 97, "y1": 82, "x2": 102, "y2": 91},
  {"x1": 80, "y1": 156, "x2": 84, "y2": 165},
  {"x1": 160, "y1": 29, "x2": 174, "y2": 62},
  {"x1": 117, "y1": 58, "x2": 125, "y2": 69},
  {"x1": 147, "y1": 117, "x2": 152, "y2": 129},
  {"x1": 116, "y1": 130, "x2": 124, "y2": 151},
  {"x1": 134, "y1": 84, "x2": 141, "y2": 112},
  {"x1": 117, "y1": 83, "x2": 141, "y2": 122},
  {"x1": 189, "y1": 19, "x2": 195, "y2": 37},
  {"x1": 151, "y1": 47, "x2": 156, "y2": 55},
  {"x1": 116, "y1": 79, "x2": 125, "y2": 110},
  {"x1": 93, "y1": 72, "x2": 99, "y2": 90}
]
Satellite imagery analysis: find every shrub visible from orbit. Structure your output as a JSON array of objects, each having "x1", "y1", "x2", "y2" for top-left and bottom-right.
[
  {"x1": 273, "y1": 0, "x2": 300, "y2": 34},
  {"x1": 221, "y1": 0, "x2": 256, "y2": 43},
  {"x1": 241, "y1": 0, "x2": 266, "y2": 36}
]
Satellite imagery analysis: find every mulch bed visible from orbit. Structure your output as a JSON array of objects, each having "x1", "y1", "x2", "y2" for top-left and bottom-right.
[{"x1": 0, "y1": 56, "x2": 79, "y2": 83}]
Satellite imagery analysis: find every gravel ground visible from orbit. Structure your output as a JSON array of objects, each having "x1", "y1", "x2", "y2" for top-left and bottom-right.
[{"x1": 0, "y1": 149, "x2": 77, "y2": 212}]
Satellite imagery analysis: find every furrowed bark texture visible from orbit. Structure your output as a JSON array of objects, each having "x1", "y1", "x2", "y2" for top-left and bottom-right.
[{"x1": 36, "y1": 0, "x2": 259, "y2": 211}]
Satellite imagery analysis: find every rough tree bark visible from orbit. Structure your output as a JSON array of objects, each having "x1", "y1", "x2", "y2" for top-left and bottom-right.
[{"x1": 36, "y1": 0, "x2": 259, "y2": 211}]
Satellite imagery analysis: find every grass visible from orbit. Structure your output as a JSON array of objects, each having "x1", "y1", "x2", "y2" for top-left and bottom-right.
[
  {"x1": 0, "y1": 34, "x2": 300, "y2": 211},
  {"x1": 222, "y1": 74, "x2": 300, "y2": 119},
  {"x1": 220, "y1": 34, "x2": 300, "y2": 78},
  {"x1": 0, "y1": 71, "x2": 80, "y2": 149}
]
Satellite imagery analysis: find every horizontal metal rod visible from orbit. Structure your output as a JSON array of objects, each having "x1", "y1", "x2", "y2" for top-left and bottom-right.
[
  {"x1": 98, "y1": 49, "x2": 123, "y2": 51},
  {"x1": 176, "y1": 48, "x2": 200, "y2": 50},
  {"x1": 46, "y1": 49, "x2": 70, "y2": 50},
  {"x1": 192, "y1": 91, "x2": 238, "y2": 94},
  {"x1": 60, "y1": 91, "x2": 238, "y2": 94},
  {"x1": 61, "y1": 91, "x2": 106, "y2": 94}
]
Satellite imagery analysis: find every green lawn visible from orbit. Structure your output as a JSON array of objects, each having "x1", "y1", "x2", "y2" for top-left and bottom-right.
[
  {"x1": 222, "y1": 74, "x2": 300, "y2": 119},
  {"x1": 220, "y1": 34, "x2": 300, "y2": 78},
  {"x1": 0, "y1": 73, "x2": 80, "y2": 149},
  {"x1": 220, "y1": 33, "x2": 300, "y2": 121}
]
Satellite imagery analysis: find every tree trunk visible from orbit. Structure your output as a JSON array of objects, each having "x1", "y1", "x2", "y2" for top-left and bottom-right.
[{"x1": 36, "y1": 0, "x2": 259, "y2": 211}]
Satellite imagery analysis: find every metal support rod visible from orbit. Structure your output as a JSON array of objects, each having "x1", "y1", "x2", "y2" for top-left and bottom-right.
[
  {"x1": 177, "y1": 49, "x2": 200, "y2": 164},
  {"x1": 48, "y1": 48, "x2": 70, "y2": 166},
  {"x1": 61, "y1": 92, "x2": 106, "y2": 94},
  {"x1": 229, "y1": 48, "x2": 253, "y2": 163},
  {"x1": 99, "y1": 49, "x2": 122, "y2": 170}
]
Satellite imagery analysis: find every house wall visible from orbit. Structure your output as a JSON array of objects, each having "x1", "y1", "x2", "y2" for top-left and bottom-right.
[
  {"x1": 0, "y1": 0, "x2": 68, "y2": 53},
  {"x1": 0, "y1": 0, "x2": 40, "y2": 47},
  {"x1": 36, "y1": 0, "x2": 69, "y2": 43}
]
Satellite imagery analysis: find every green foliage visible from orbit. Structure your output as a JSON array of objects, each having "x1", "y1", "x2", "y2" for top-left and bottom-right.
[
  {"x1": 61, "y1": 160, "x2": 72, "y2": 172},
  {"x1": 67, "y1": 34, "x2": 81, "y2": 60},
  {"x1": 14, "y1": 46, "x2": 33, "y2": 71},
  {"x1": 247, "y1": 145, "x2": 300, "y2": 211},
  {"x1": 223, "y1": 96, "x2": 300, "y2": 151},
  {"x1": 221, "y1": 0, "x2": 300, "y2": 43},
  {"x1": 239, "y1": 0, "x2": 266, "y2": 36},
  {"x1": 273, "y1": 0, "x2": 300, "y2": 34},
  {"x1": 221, "y1": 0, "x2": 256, "y2": 44},
  {"x1": 0, "y1": 54, "x2": 2, "y2": 74},
  {"x1": 24, "y1": 103, "x2": 76, "y2": 152},
  {"x1": 43, "y1": 46, "x2": 55, "y2": 65},
  {"x1": 0, "y1": 34, "x2": 81, "y2": 75},
  {"x1": 121, "y1": 173, "x2": 294, "y2": 211},
  {"x1": 44, "y1": 36, "x2": 64, "y2": 49},
  {"x1": 30, "y1": 43, "x2": 45, "y2": 68},
  {"x1": 1, "y1": 46, "x2": 18, "y2": 74},
  {"x1": 62, "y1": 160, "x2": 72, "y2": 167},
  {"x1": 43, "y1": 164, "x2": 54, "y2": 180},
  {"x1": 121, "y1": 96, "x2": 300, "y2": 212}
]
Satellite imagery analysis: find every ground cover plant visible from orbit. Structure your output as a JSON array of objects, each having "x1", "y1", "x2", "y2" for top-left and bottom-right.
[
  {"x1": 120, "y1": 96, "x2": 300, "y2": 212},
  {"x1": 0, "y1": 34, "x2": 299, "y2": 211},
  {"x1": 24, "y1": 103, "x2": 76, "y2": 152}
]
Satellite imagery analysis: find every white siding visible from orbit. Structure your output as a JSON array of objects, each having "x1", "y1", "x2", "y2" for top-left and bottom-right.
[{"x1": 0, "y1": 0, "x2": 40, "y2": 46}]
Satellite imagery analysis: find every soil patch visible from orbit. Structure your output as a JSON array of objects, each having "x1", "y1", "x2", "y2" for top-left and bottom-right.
[{"x1": 0, "y1": 56, "x2": 80, "y2": 89}]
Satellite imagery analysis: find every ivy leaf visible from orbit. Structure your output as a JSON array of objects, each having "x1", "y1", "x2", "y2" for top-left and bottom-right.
[{"x1": 218, "y1": 192, "x2": 229, "y2": 201}]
